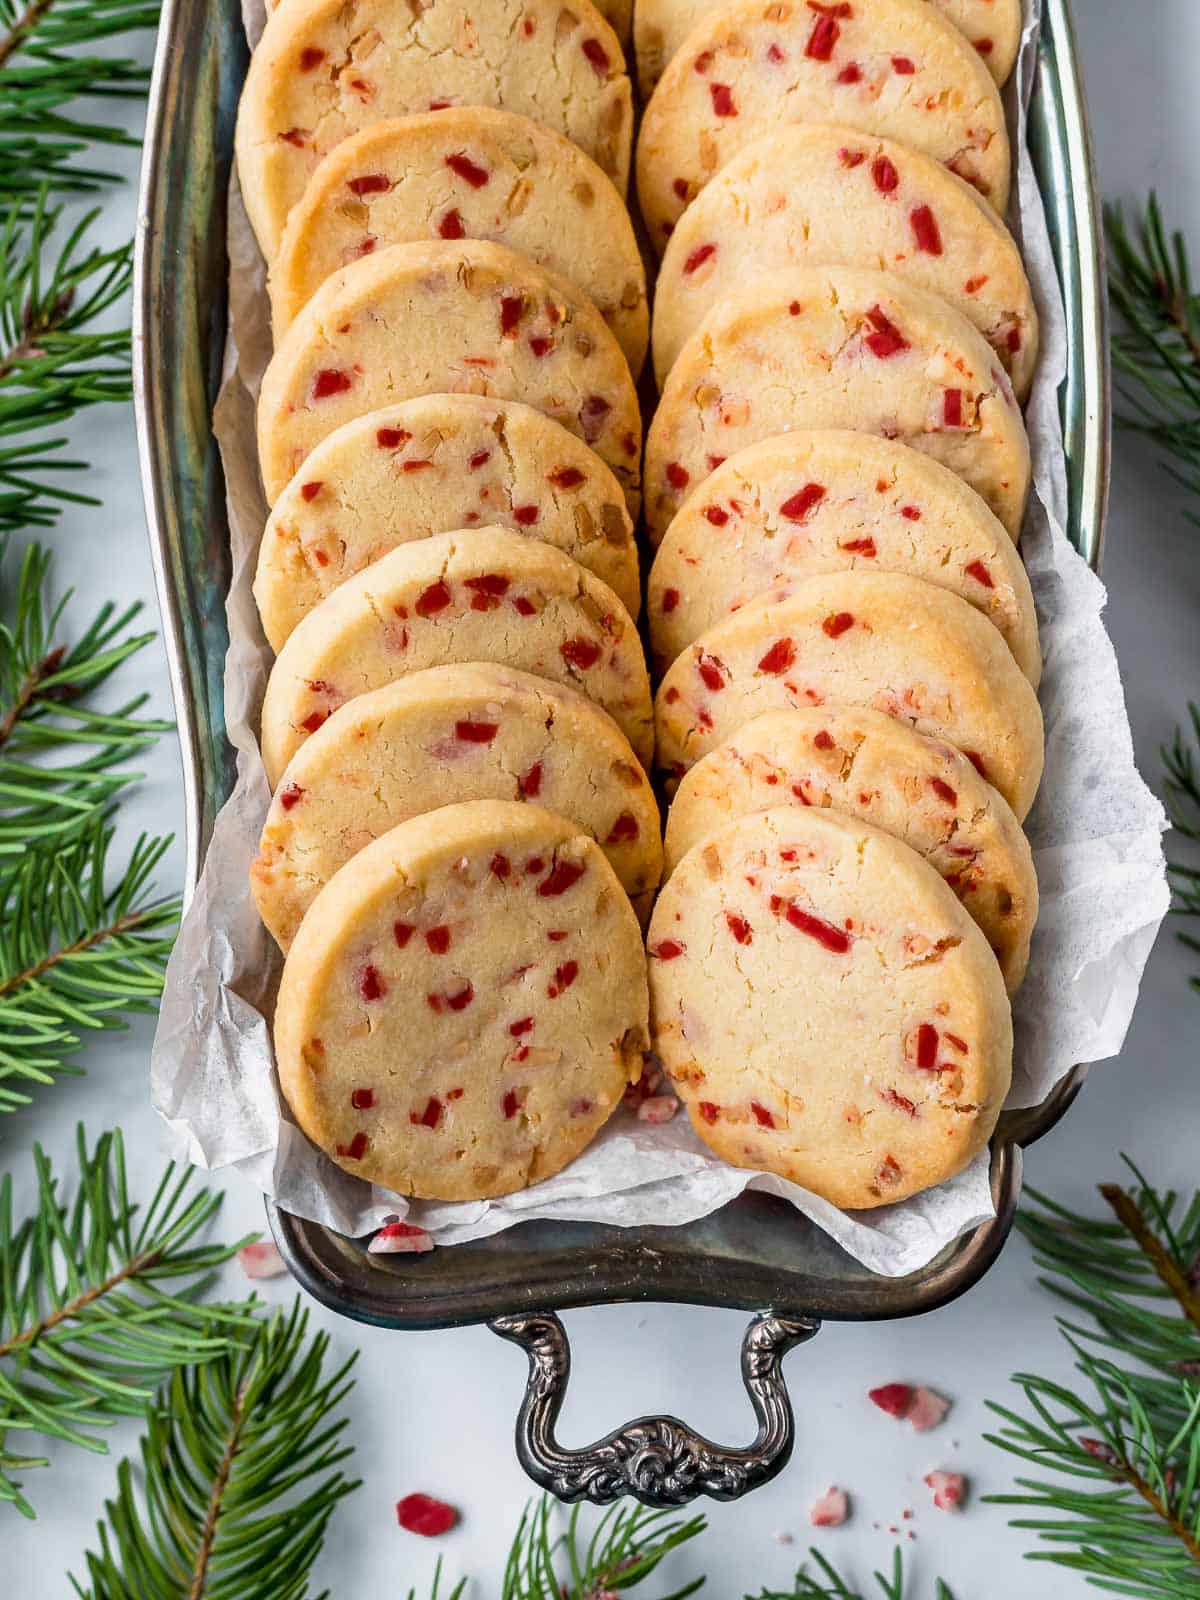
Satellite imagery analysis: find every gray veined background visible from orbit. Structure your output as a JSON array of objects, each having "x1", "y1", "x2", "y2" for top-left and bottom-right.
[{"x1": 5, "y1": 0, "x2": 1198, "y2": 1592}]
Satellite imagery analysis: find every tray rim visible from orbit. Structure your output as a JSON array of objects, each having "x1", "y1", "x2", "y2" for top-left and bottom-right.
[{"x1": 132, "y1": 0, "x2": 1110, "y2": 1332}]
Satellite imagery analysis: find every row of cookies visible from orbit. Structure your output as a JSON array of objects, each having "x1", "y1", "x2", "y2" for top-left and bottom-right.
[
  {"x1": 635, "y1": 9, "x2": 1043, "y2": 1204},
  {"x1": 237, "y1": 0, "x2": 663, "y2": 1200}
]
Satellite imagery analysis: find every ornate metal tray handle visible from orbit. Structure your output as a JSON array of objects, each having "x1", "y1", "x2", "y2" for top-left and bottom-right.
[{"x1": 491, "y1": 1310, "x2": 819, "y2": 1505}]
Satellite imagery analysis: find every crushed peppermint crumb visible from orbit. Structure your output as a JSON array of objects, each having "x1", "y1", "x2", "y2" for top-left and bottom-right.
[
  {"x1": 924, "y1": 1469, "x2": 966, "y2": 1511},
  {"x1": 369, "y1": 1221, "x2": 435, "y2": 1255},
  {"x1": 396, "y1": 1492, "x2": 459, "y2": 1536},
  {"x1": 237, "y1": 1241, "x2": 287, "y2": 1279},
  {"x1": 809, "y1": 1486, "x2": 849, "y2": 1527}
]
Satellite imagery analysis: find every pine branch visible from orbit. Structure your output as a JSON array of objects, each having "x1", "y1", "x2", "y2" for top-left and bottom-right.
[
  {"x1": 71, "y1": 1300, "x2": 360, "y2": 1600},
  {"x1": 750, "y1": 1548, "x2": 954, "y2": 1600},
  {"x1": 0, "y1": 818, "x2": 180, "y2": 1109},
  {"x1": 1162, "y1": 704, "x2": 1200, "y2": 992},
  {"x1": 0, "y1": 0, "x2": 161, "y2": 206},
  {"x1": 986, "y1": 1168, "x2": 1200, "y2": 1598},
  {"x1": 1, "y1": 541, "x2": 169, "y2": 853},
  {"x1": 484, "y1": 1496, "x2": 707, "y2": 1600},
  {"x1": 1105, "y1": 195, "x2": 1200, "y2": 514},
  {"x1": 0, "y1": 1127, "x2": 257, "y2": 1519}
]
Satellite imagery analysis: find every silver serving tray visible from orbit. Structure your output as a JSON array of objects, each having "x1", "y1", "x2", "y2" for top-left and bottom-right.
[{"x1": 133, "y1": 0, "x2": 1110, "y2": 1506}]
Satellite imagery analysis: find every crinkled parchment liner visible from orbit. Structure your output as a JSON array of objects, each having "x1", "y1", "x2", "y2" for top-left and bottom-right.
[{"x1": 151, "y1": 0, "x2": 1169, "y2": 1275}]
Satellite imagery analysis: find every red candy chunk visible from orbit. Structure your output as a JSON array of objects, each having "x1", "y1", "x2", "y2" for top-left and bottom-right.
[
  {"x1": 581, "y1": 37, "x2": 610, "y2": 74},
  {"x1": 863, "y1": 306, "x2": 910, "y2": 359},
  {"x1": 580, "y1": 395, "x2": 611, "y2": 440},
  {"x1": 822, "y1": 611, "x2": 854, "y2": 638},
  {"x1": 725, "y1": 912, "x2": 752, "y2": 945},
  {"x1": 509, "y1": 1016, "x2": 534, "y2": 1037},
  {"x1": 237, "y1": 1241, "x2": 287, "y2": 1279},
  {"x1": 683, "y1": 244, "x2": 717, "y2": 276},
  {"x1": 651, "y1": 940, "x2": 685, "y2": 960},
  {"x1": 757, "y1": 638, "x2": 796, "y2": 675},
  {"x1": 369, "y1": 1221, "x2": 434, "y2": 1255},
  {"x1": 351, "y1": 1087, "x2": 376, "y2": 1109},
  {"x1": 410, "y1": 1096, "x2": 443, "y2": 1129},
  {"x1": 518, "y1": 762, "x2": 542, "y2": 798},
  {"x1": 925, "y1": 1470, "x2": 965, "y2": 1511},
  {"x1": 840, "y1": 536, "x2": 876, "y2": 556},
  {"x1": 780, "y1": 482, "x2": 826, "y2": 522},
  {"x1": 499, "y1": 295, "x2": 524, "y2": 335},
  {"x1": 561, "y1": 636, "x2": 601, "y2": 671},
  {"x1": 805, "y1": 14, "x2": 840, "y2": 60},
  {"x1": 358, "y1": 964, "x2": 386, "y2": 1001},
  {"x1": 871, "y1": 156, "x2": 899, "y2": 194},
  {"x1": 637, "y1": 1095, "x2": 679, "y2": 1124},
  {"x1": 697, "y1": 652, "x2": 727, "y2": 691},
  {"x1": 697, "y1": 1101, "x2": 720, "y2": 1123},
  {"x1": 836, "y1": 62, "x2": 861, "y2": 83},
  {"x1": 425, "y1": 925, "x2": 451, "y2": 954},
  {"x1": 666, "y1": 460, "x2": 691, "y2": 489},
  {"x1": 813, "y1": 730, "x2": 834, "y2": 750},
  {"x1": 548, "y1": 465, "x2": 584, "y2": 489},
  {"x1": 891, "y1": 54, "x2": 916, "y2": 73},
  {"x1": 704, "y1": 504, "x2": 729, "y2": 527},
  {"x1": 929, "y1": 778, "x2": 957, "y2": 805},
  {"x1": 908, "y1": 1385, "x2": 951, "y2": 1432},
  {"x1": 661, "y1": 587, "x2": 681, "y2": 613},
  {"x1": 299, "y1": 46, "x2": 325, "y2": 70},
  {"x1": 426, "y1": 984, "x2": 474, "y2": 1014},
  {"x1": 397, "y1": 1493, "x2": 459, "y2": 1537},
  {"x1": 784, "y1": 903, "x2": 851, "y2": 953},
  {"x1": 502, "y1": 1089, "x2": 520, "y2": 1119},
  {"x1": 454, "y1": 720, "x2": 498, "y2": 743},
  {"x1": 489, "y1": 852, "x2": 512, "y2": 879},
  {"x1": 915, "y1": 1022, "x2": 939, "y2": 1070},
  {"x1": 910, "y1": 204, "x2": 943, "y2": 255},
  {"x1": 548, "y1": 959, "x2": 579, "y2": 997},
  {"x1": 415, "y1": 580, "x2": 452, "y2": 617},
  {"x1": 438, "y1": 208, "x2": 465, "y2": 239},
  {"x1": 376, "y1": 426, "x2": 411, "y2": 448},
  {"x1": 750, "y1": 1100, "x2": 776, "y2": 1128},
  {"x1": 809, "y1": 1486, "x2": 849, "y2": 1527},
  {"x1": 539, "y1": 860, "x2": 585, "y2": 897},
  {"x1": 881, "y1": 1087, "x2": 917, "y2": 1117},
  {"x1": 868, "y1": 1382, "x2": 913, "y2": 1418},
  {"x1": 943, "y1": 388, "x2": 964, "y2": 427},
  {"x1": 336, "y1": 1131, "x2": 368, "y2": 1161},
  {"x1": 445, "y1": 152, "x2": 489, "y2": 187},
  {"x1": 605, "y1": 812, "x2": 640, "y2": 844},
  {"x1": 710, "y1": 82, "x2": 737, "y2": 115},
  {"x1": 311, "y1": 368, "x2": 353, "y2": 400},
  {"x1": 279, "y1": 783, "x2": 305, "y2": 811},
  {"x1": 900, "y1": 504, "x2": 921, "y2": 521},
  {"x1": 394, "y1": 921, "x2": 415, "y2": 948},
  {"x1": 965, "y1": 559, "x2": 993, "y2": 589},
  {"x1": 299, "y1": 481, "x2": 323, "y2": 502},
  {"x1": 347, "y1": 172, "x2": 390, "y2": 196}
]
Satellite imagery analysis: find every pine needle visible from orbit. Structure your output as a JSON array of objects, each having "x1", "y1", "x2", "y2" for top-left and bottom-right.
[
  {"x1": 0, "y1": 1126, "x2": 258, "y2": 1519},
  {"x1": 749, "y1": 1547, "x2": 954, "y2": 1600},
  {"x1": 70, "y1": 1300, "x2": 359, "y2": 1600}
]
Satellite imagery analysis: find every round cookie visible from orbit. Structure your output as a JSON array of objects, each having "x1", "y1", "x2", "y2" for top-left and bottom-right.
[
  {"x1": 253, "y1": 664, "x2": 662, "y2": 950},
  {"x1": 235, "y1": 0, "x2": 633, "y2": 258},
  {"x1": 260, "y1": 526, "x2": 654, "y2": 782},
  {"x1": 275, "y1": 801, "x2": 649, "y2": 1201},
  {"x1": 263, "y1": 0, "x2": 635, "y2": 44},
  {"x1": 663, "y1": 708, "x2": 1037, "y2": 991},
  {"x1": 647, "y1": 432, "x2": 1040, "y2": 684},
  {"x1": 255, "y1": 396, "x2": 640, "y2": 651},
  {"x1": 633, "y1": 0, "x2": 1021, "y2": 96},
  {"x1": 271, "y1": 110, "x2": 648, "y2": 372},
  {"x1": 653, "y1": 570, "x2": 1044, "y2": 818},
  {"x1": 258, "y1": 240, "x2": 643, "y2": 512},
  {"x1": 652, "y1": 125, "x2": 1038, "y2": 395},
  {"x1": 647, "y1": 806, "x2": 1013, "y2": 1210},
  {"x1": 636, "y1": 0, "x2": 1011, "y2": 251},
  {"x1": 643, "y1": 266, "x2": 1030, "y2": 542}
]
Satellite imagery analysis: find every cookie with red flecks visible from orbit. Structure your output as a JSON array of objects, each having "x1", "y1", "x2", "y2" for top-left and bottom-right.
[
  {"x1": 653, "y1": 570, "x2": 1044, "y2": 818},
  {"x1": 647, "y1": 805, "x2": 1012, "y2": 1209},
  {"x1": 262, "y1": 0, "x2": 635, "y2": 45},
  {"x1": 647, "y1": 431, "x2": 1039, "y2": 682},
  {"x1": 635, "y1": 0, "x2": 1010, "y2": 252},
  {"x1": 253, "y1": 663, "x2": 661, "y2": 950},
  {"x1": 652, "y1": 124, "x2": 1037, "y2": 393},
  {"x1": 270, "y1": 110, "x2": 648, "y2": 372},
  {"x1": 643, "y1": 265, "x2": 1030, "y2": 542},
  {"x1": 254, "y1": 395, "x2": 639, "y2": 651},
  {"x1": 235, "y1": 0, "x2": 632, "y2": 258},
  {"x1": 663, "y1": 707, "x2": 1037, "y2": 991},
  {"x1": 633, "y1": 0, "x2": 1020, "y2": 97},
  {"x1": 258, "y1": 240, "x2": 642, "y2": 513},
  {"x1": 260, "y1": 526, "x2": 654, "y2": 782},
  {"x1": 275, "y1": 801, "x2": 648, "y2": 1201}
]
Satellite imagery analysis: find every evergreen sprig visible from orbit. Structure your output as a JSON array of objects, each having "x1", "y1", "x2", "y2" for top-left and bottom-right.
[
  {"x1": 750, "y1": 1548, "x2": 954, "y2": 1600},
  {"x1": 72, "y1": 1300, "x2": 360, "y2": 1600},
  {"x1": 0, "y1": 1127, "x2": 257, "y2": 1520},
  {"x1": 1106, "y1": 194, "x2": 1200, "y2": 513},
  {"x1": 1162, "y1": 703, "x2": 1200, "y2": 991},
  {"x1": 0, "y1": 0, "x2": 161, "y2": 208},
  {"x1": 495, "y1": 1497, "x2": 707, "y2": 1600},
  {"x1": 986, "y1": 1169, "x2": 1200, "y2": 1597},
  {"x1": 0, "y1": 818, "x2": 180, "y2": 1108}
]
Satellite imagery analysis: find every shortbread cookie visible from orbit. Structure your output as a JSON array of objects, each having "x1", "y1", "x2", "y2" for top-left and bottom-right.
[
  {"x1": 275, "y1": 801, "x2": 649, "y2": 1201},
  {"x1": 271, "y1": 110, "x2": 648, "y2": 372},
  {"x1": 652, "y1": 125, "x2": 1037, "y2": 394},
  {"x1": 654, "y1": 570, "x2": 1043, "y2": 818},
  {"x1": 235, "y1": 0, "x2": 633, "y2": 258},
  {"x1": 258, "y1": 241, "x2": 642, "y2": 513},
  {"x1": 636, "y1": 0, "x2": 1011, "y2": 250},
  {"x1": 253, "y1": 664, "x2": 662, "y2": 949},
  {"x1": 633, "y1": 0, "x2": 1021, "y2": 97},
  {"x1": 255, "y1": 396, "x2": 639, "y2": 651},
  {"x1": 261, "y1": 527, "x2": 653, "y2": 782},
  {"x1": 647, "y1": 806, "x2": 1012, "y2": 1209},
  {"x1": 647, "y1": 432, "x2": 1039, "y2": 683},
  {"x1": 644, "y1": 266, "x2": 1030, "y2": 541},
  {"x1": 663, "y1": 708, "x2": 1036, "y2": 990},
  {"x1": 263, "y1": 0, "x2": 635, "y2": 46}
]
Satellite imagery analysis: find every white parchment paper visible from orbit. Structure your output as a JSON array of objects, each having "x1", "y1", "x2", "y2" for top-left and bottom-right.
[{"x1": 150, "y1": 0, "x2": 1170, "y2": 1275}]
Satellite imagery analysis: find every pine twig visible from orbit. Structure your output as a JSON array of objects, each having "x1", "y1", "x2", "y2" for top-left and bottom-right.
[
  {"x1": 0, "y1": 818, "x2": 180, "y2": 1109},
  {"x1": 71, "y1": 1300, "x2": 360, "y2": 1600},
  {"x1": 750, "y1": 1548, "x2": 954, "y2": 1600},
  {"x1": 0, "y1": 1127, "x2": 258, "y2": 1519},
  {"x1": 1162, "y1": 703, "x2": 1200, "y2": 992},
  {"x1": 493, "y1": 1496, "x2": 707, "y2": 1600}
]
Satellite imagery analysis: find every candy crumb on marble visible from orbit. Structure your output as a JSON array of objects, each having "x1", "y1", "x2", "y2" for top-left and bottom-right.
[
  {"x1": 237, "y1": 1240, "x2": 287, "y2": 1278},
  {"x1": 369, "y1": 1220, "x2": 435, "y2": 1254},
  {"x1": 868, "y1": 1382, "x2": 951, "y2": 1430},
  {"x1": 396, "y1": 1492, "x2": 459, "y2": 1536},
  {"x1": 809, "y1": 1486, "x2": 849, "y2": 1527},
  {"x1": 924, "y1": 1470, "x2": 967, "y2": 1511},
  {"x1": 772, "y1": 1530, "x2": 795, "y2": 1545}
]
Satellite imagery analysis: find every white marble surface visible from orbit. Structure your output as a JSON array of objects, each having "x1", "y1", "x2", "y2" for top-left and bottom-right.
[{"x1": 5, "y1": 1, "x2": 1199, "y2": 1592}]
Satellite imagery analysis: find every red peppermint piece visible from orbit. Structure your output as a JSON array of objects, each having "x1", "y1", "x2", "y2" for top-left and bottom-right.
[
  {"x1": 666, "y1": 460, "x2": 691, "y2": 489},
  {"x1": 455, "y1": 720, "x2": 498, "y2": 743},
  {"x1": 965, "y1": 558, "x2": 993, "y2": 588},
  {"x1": 518, "y1": 762, "x2": 542, "y2": 799},
  {"x1": 509, "y1": 1016, "x2": 535, "y2": 1037},
  {"x1": 916, "y1": 1022, "x2": 939, "y2": 1070},
  {"x1": 376, "y1": 426, "x2": 411, "y2": 448},
  {"x1": 549, "y1": 959, "x2": 579, "y2": 997},
  {"x1": 445, "y1": 152, "x2": 489, "y2": 187},
  {"x1": 427, "y1": 984, "x2": 474, "y2": 1014},
  {"x1": 468, "y1": 447, "x2": 491, "y2": 469},
  {"x1": 425, "y1": 926, "x2": 451, "y2": 954},
  {"x1": 868, "y1": 1382, "x2": 913, "y2": 1417},
  {"x1": 924, "y1": 1470, "x2": 965, "y2": 1511},
  {"x1": 840, "y1": 536, "x2": 876, "y2": 556},
  {"x1": 785, "y1": 904, "x2": 851, "y2": 953},
  {"x1": 809, "y1": 1486, "x2": 849, "y2": 1527},
  {"x1": 757, "y1": 638, "x2": 796, "y2": 675},
  {"x1": 311, "y1": 368, "x2": 353, "y2": 400},
  {"x1": 300, "y1": 709, "x2": 327, "y2": 734},
  {"x1": 605, "y1": 812, "x2": 640, "y2": 844},
  {"x1": 751, "y1": 1100, "x2": 776, "y2": 1128},
  {"x1": 410, "y1": 1096, "x2": 443, "y2": 1129},
  {"x1": 683, "y1": 243, "x2": 717, "y2": 276},
  {"x1": 838, "y1": 145, "x2": 866, "y2": 165},
  {"x1": 438, "y1": 208, "x2": 466, "y2": 239},
  {"x1": 813, "y1": 730, "x2": 834, "y2": 750},
  {"x1": 836, "y1": 62, "x2": 861, "y2": 83},
  {"x1": 582, "y1": 37, "x2": 610, "y2": 73},
  {"x1": 697, "y1": 652, "x2": 726, "y2": 691},
  {"x1": 661, "y1": 587, "x2": 681, "y2": 613},
  {"x1": 930, "y1": 778, "x2": 957, "y2": 805},
  {"x1": 489, "y1": 852, "x2": 511, "y2": 879},
  {"x1": 415, "y1": 580, "x2": 452, "y2": 617},
  {"x1": 822, "y1": 611, "x2": 854, "y2": 638},
  {"x1": 237, "y1": 1241, "x2": 287, "y2": 1279},
  {"x1": 892, "y1": 54, "x2": 916, "y2": 73},
  {"x1": 394, "y1": 921, "x2": 415, "y2": 948},
  {"x1": 651, "y1": 940, "x2": 685, "y2": 960},
  {"x1": 910, "y1": 204, "x2": 943, "y2": 255},
  {"x1": 337, "y1": 1131, "x2": 368, "y2": 1161},
  {"x1": 499, "y1": 295, "x2": 524, "y2": 335},
  {"x1": 279, "y1": 783, "x2": 305, "y2": 811},
  {"x1": 725, "y1": 911, "x2": 753, "y2": 945},
  {"x1": 561, "y1": 636, "x2": 601, "y2": 670},
  {"x1": 359, "y1": 965, "x2": 386, "y2": 1001},
  {"x1": 369, "y1": 1221, "x2": 434, "y2": 1255},
  {"x1": 502, "y1": 1089, "x2": 520, "y2": 1119},
  {"x1": 512, "y1": 504, "x2": 539, "y2": 525},
  {"x1": 347, "y1": 172, "x2": 390, "y2": 196},
  {"x1": 704, "y1": 504, "x2": 730, "y2": 526},
  {"x1": 881, "y1": 1087, "x2": 917, "y2": 1117},
  {"x1": 805, "y1": 14, "x2": 839, "y2": 60},
  {"x1": 864, "y1": 306, "x2": 910, "y2": 359},
  {"x1": 351, "y1": 1088, "x2": 376, "y2": 1110},
  {"x1": 299, "y1": 46, "x2": 325, "y2": 70},
  {"x1": 580, "y1": 394, "x2": 611, "y2": 441},
  {"x1": 900, "y1": 504, "x2": 922, "y2": 521},
  {"x1": 780, "y1": 482, "x2": 826, "y2": 522},
  {"x1": 539, "y1": 860, "x2": 585, "y2": 897},
  {"x1": 396, "y1": 1493, "x2": 459, "y2": 1536},
  {"x1": 300, "y1": 481, "x2": 323, "y2": 502},
  {"x1": 549, "y1": 465, "x2": 584, "y2": 489},
  {"x1": 872, "y1": 156, "x2": 899, "y2": 194},
  {"x1": 908, "y1": 1385, "x2": 951, "y2": 1432},
  {"x1": 710, "y1": 82, "x2": 737, "y2": 115},
  {"x1": 697, "y1": 1101, "x2": 720, "y2": 1123},
  {"x1": 529, "y1": 336, "x2": 552, "y2": 358}
]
